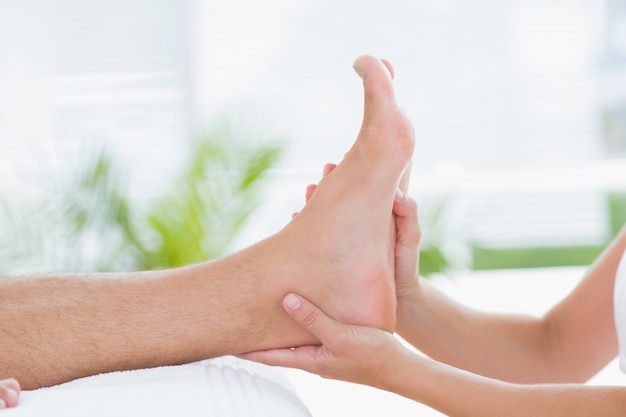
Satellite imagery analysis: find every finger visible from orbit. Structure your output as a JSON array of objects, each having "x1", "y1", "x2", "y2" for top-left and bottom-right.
[
  {"x1": 238, "y1": 293, "x2": 347, "y2": 372},
  {"x1": 393, "y1": 190, "x2": 417, "y2": 217},
  {"x1": 0, "y1": 379, "x2": 20, "y2": 408},
  {"x1": 393, "y1": 192, "x2": 421, "y2": 249},
  {"x1": 399, "y1": 160, "x2": 412, "y2": 193},
  {"x1": 322, "y1": 163, "x2": 337, "y2": 177},
  {"x1": 283, "y1": 294, "x2": 345, "y2": 343},
  {"x1": 237, "y1": 345, "x2": 321, "y2": 371},
  {"x1": 2, "y1": 379, "x2": 19, "y2": 394},
  {"x1": 305, "y1": 184, "x2": 317, "y2": 202},
  {"x1": 353, "y1": 55, "x2": 397, "y2": 131}
]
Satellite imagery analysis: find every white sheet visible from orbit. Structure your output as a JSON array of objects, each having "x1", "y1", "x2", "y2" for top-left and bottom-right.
[{"x1": 5, "y1": 356, "x2": 312, "y2": 417}]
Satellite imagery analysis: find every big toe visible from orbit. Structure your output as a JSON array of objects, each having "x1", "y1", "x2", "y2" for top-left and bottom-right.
[
  {"x1": 352, "y1": 56, "x2": 414, "y2": 170},
  {"x1": 353, "y1": 55, "x2": 398, "y2": 130}
]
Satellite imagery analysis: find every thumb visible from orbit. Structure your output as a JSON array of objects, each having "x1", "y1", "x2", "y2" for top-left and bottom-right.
[
  {"x1": 283, "y1": 293, "x2": 342, "y2": 343},
  {"x1": 399, "y1": 160, "x2": 412, "y2": 194}
]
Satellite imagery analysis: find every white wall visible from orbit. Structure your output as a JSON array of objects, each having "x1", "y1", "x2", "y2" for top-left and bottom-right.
[
  {"x1": 188, "y1": 0, "x2": 618, "y2": 251},
  {"x1": 0, "y1": 0, "x2": 192, "y2": 201},
  {"x1": 0, "y1": 0, "x2": 623, "y2": 263}
]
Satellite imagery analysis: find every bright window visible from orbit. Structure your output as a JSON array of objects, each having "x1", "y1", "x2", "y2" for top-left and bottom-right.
[{"x1": 1, "y1": 0, "x2": 623, "y2": 269}]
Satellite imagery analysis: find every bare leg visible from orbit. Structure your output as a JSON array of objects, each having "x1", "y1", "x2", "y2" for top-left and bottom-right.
[{"x1": 0, "y1": 56, "x2": 414, "y2": 389}]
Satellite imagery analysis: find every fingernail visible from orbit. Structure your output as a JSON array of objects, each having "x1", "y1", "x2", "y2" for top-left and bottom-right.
[
  {"x1": 284, "y1": 294, "x2": 302, "y2": 311},
  {"x1": 396, "y1": 189, "x2": 405, "y2": 200},
  {"x1": 353, "y1": 61, "x2": 364, "y2": 78},
  {"x1": 0, "y1": 399, "x2": 6, "y2": 409}
]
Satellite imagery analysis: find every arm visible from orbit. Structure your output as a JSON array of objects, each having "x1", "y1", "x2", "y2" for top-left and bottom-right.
[
  {"x1": 391, "y1": 341, "x2": 626, "y2": 417},
  {"x1": 394, "y1": 195, "x2": 626, "y2": 383},
  {"x1": 241, "y1": 293, "x2": 626, "y2": 417}
]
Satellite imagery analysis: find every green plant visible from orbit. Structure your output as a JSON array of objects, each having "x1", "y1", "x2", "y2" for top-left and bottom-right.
[
  {"x1": 0, "y1": 125, "x2": 461, "y2": 277},
  {"x1": 0, "y1": 126, "x2": 283, "y2": 274},
  {"x1": 471, "y1": 192, "x2": 626, "y2": 271},
  {"x1": 418, "y1": 196, "x2": 456, "y2": 277}
]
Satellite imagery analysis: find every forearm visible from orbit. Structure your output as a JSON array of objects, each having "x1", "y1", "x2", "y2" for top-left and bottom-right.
[
  {"x1": 396, "y1": 281, "x2": 556, "y2": 383},
  {"x1": 397, "y1": 227, "x2": 626, "y2": 383},
  {"x1": 382, "y1": 351, "x2": 626, "y2": 417}
]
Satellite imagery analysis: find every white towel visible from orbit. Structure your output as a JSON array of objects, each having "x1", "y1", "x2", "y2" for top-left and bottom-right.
[{"x1": 5, "y1": 356, "x2": 312, "y2": 417}]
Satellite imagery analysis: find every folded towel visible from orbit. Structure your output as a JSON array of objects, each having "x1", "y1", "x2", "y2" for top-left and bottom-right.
[{"x1": 5, "y1": 356, "x2": 312, "y2": 417}]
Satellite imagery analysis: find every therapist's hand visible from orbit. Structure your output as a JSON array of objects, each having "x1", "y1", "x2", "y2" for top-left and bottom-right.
[
  {"x1": 0, "y1": 378, "x2": 20, "y2": 409},
  {"x1": 239, "y1": 293, "x2": 406, "y2": 389}
]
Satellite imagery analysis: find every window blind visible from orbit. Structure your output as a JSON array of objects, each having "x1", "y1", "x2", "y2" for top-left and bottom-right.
[
  {"x1": 0, "y1": 0, "x2": 191, "y2": 200},
  {"x1": 1, "y1": 0, "x2": 622, "y2": 257},
  {"x1": 190, "y1": 0, "x2": 620, "y2": 250}
]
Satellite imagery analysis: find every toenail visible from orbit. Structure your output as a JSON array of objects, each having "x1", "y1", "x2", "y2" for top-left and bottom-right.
[
  {"x1": 396, "y1": 189, "x2": 405, "y2": 200},
  {"x1": 0, "y1": 399, "x2": 6, "y2": 409}
]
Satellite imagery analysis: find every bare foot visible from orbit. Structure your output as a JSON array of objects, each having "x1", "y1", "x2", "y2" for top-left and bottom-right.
[
  {"x1": 276, "y1": 55, "x2": 414, "y2": 332},
  {"x1": 0, "y1": 379, "x2": 20, "y2": 409}
]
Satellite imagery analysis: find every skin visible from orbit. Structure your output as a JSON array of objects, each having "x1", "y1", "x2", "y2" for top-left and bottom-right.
[
  {"x1": 394, "y1": 229, "x2": 626, "y2": 384},
  {"x1": 241, "y1": 192, "x2": 626, "y2": 416},
  {"x1": 0, "y1": 380, "x2": 20, "y2": 410},
  {"x1": 0, "y1": 55, "x2": 415, "y2": 391}
]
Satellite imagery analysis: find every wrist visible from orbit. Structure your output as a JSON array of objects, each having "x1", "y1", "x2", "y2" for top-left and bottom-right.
[
  {"x1": 396, "y1": 279, "x2": 444, "y2": 343},
  {"x1": 372, "y1": 343, "x2": 415, "y2": 392}
]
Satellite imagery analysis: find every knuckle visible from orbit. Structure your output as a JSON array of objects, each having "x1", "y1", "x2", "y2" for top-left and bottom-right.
[{"x1": 301, "y1": 309, "x2": 319, "y2": 328}]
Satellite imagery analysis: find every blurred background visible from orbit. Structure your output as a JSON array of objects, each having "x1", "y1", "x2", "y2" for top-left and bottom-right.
[{"x1": 0, "y1": 0, "x2": 625, "y2": 276}]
